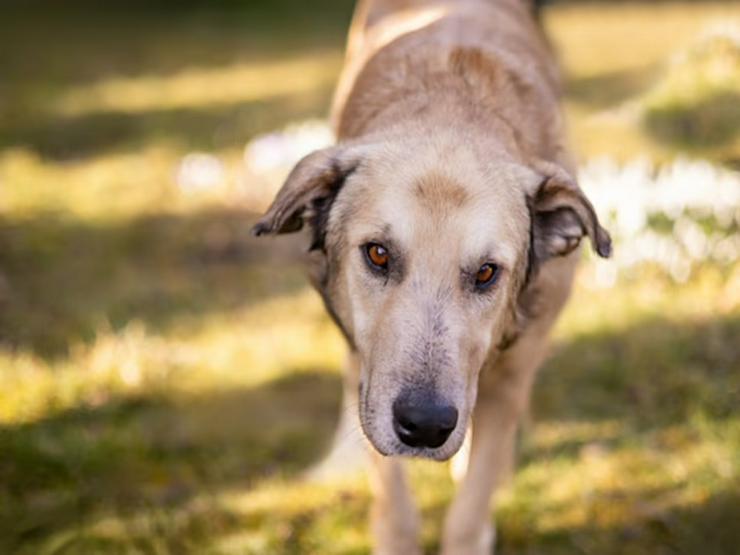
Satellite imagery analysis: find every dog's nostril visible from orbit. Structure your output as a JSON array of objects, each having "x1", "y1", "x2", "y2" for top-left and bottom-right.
[
  {"x1": 392, "y1": 399, "x2": 458, "y2": 449},
  {"x1": 439, "y1": 423, "x2": 455, "y2": 435},
  {"x1": 399, "y1": 418, "x2": 417, "y2": 432}
]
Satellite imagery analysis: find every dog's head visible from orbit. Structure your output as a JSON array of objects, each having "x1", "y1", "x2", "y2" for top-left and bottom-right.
[{"x1": 254, "y1": 136, "x2": 610, "y2": 460}]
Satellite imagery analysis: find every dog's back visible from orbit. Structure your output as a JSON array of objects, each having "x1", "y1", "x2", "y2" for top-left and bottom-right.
[{"x1": 333, "y1": 0, "x2": 567, "y2": 167}]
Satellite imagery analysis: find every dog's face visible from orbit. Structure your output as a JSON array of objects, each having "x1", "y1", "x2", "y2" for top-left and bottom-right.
[{"x1": 254, "y1": 137, "x2": 610, "y2": 460}]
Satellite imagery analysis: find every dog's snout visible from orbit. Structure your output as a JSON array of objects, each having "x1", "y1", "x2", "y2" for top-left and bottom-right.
[{"x1": 392, "y1": 398, "x2": 458, "y2": 449}]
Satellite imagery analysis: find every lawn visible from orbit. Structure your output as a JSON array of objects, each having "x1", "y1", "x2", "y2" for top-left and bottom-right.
[{"x1": 0, "y1": 1, "x2": 738, "y2": 554}]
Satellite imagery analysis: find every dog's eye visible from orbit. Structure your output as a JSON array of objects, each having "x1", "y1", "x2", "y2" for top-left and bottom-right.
[
  {"x1": 475, "y1": 263, "x2": 500, "y2": 290},
  {"x1": 364, "y1": 243, "x2": 389, "y2": 270}
]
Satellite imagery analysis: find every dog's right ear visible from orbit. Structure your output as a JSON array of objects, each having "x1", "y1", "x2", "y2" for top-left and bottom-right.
[{"x1": 252, "y1": 144, "x2": 365, "y2": 237}]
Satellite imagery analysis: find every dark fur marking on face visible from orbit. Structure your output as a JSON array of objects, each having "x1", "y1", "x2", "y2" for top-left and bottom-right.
[
  {"x1": 497, "y1": 330, "x2": 519, "y2": 351},
  {"x1": 524, "y1": 193, "x2": 539, "y2": 288},
  {"x1": 496, "y1": 195, "x2": 541, "y2": 352},
  {"x1": 317, "y1": 281, "x2": 356, "y2": 349},
  {"x1": 501, "y1": 278, "x2": 543, "y2": 351},
  {"x1": 307, "y1": 163, "x2": 357, "y2": 252},
  {"x1": 304, "y1": 163, "x2": 359, "y2": 348}
]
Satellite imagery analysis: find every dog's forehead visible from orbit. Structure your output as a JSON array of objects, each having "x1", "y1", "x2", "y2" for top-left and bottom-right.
[
  {"x1": 368, "y1": 165, "x2": 530, "y2": 268},
  {"x1": 341, "y1": 142, "x2": 536, "y2": 265}
]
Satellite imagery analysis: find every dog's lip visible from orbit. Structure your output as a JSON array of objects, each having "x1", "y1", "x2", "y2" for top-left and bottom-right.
[
  {"x1": 357, "y1": 399, "x2": 393, "y2": 456},
  {"x1": 399, "y1": 443, "x2": 458, "y2": 461},
  {"x1": 372, "y1": 444, "x2": 392, "y2": 456},
  {"x1": 365, "y1": 434, "x2": 461, "y2": 461}
]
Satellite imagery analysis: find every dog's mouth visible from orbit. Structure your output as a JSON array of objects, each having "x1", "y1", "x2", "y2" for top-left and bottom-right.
[{"x1": 364, "y1": 428, "x2": 465, "y2": 461}]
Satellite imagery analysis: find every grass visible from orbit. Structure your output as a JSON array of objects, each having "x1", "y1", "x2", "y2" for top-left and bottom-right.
[
  {"x1": 551, "y1": 1, "x2": 740, "y2": 166},
  {"x1": 643, "y1": 28, "x2": 740, "y2": 153},
  {"x1": 1, "y1": 1, "x2": 739, "y2": 553}
]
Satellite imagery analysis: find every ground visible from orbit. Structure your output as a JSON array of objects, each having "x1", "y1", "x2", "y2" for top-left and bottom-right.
[{"x1": 0, "y1": 1, "x2": 738, "y2": 554}]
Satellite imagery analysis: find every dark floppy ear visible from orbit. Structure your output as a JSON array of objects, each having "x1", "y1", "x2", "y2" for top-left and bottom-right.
[
  {"x1": 252, "y1": 144, "x2": 364, "y2": 237},
  {"x1": 529, "y1": 160, "x2": 612, "y2": 262}
]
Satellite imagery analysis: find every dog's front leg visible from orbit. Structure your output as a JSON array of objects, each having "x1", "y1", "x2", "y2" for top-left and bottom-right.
[
  {"x1": 441, "y1": 354, "x2": 539, "y2": 555},
  {"x1": 370, "y1": 451, "x2": 421, "y2": 555},
  {"x1": 439, "y1": 397, "x2": 518, "y2": 554}
]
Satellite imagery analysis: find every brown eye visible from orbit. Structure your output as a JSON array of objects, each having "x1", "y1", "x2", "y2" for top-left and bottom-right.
[
  {"x1": 475, "y1": 263, "x2": 500, "y2": 290},
  {"x1": 365, "y1": 243, "x2": 389, "y2": 270}
]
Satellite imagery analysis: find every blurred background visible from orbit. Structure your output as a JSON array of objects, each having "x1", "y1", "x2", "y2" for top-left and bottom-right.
[{"x1": 0, "y1": 0, "x2": 738, "y2": 553}]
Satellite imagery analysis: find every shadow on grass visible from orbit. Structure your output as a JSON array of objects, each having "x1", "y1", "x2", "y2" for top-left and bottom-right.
[
  {"x1": 0, "y1": 88, "x2": 335, "y2": 161},
  {"x1": 0, "y1": 208, "x2": 310, "y2": 359},
  {"x1": 565, "y1": 65, "x2": 656, "y2": 109},
  {"x1": 0, "y1": 370, "x2": 342, "y2": 553},
  {"x1": 0, "y1": 2, "x2": 347, "y2": 162},
  {"x1": 643, "y1": 90, "x2": 740, "y2": 152},
  {"x1": 493, "y1": 312, "x2": 740, "y2": 554},
  {"x1": 0, "y1": 1, "x2": 351, "y2": 87},
  {"x1": 497, "y1": 488, "x2": 740, "y2": 555},
  {"x1": 1, "y1": 312, "x2": 739, "y2": 552},
  {"x1": 533, "y1": 313, "x2": 740, "y2": 430}
]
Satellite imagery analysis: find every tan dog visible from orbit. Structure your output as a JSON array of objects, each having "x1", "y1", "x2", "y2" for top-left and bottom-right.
[{"x1": 254, "y1": 0, "x2": 611, "y2": 553}]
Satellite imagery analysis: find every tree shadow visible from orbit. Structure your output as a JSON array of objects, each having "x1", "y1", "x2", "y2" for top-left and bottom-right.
[
  {"x1": 0, "y1": 370, "x2": 343, "y2": 553},
  {"x1": 643, "y1": 90, "x2": 740, "y2": 152},
  {"x1": 565, "y1": 65, "x2": 656, "y2": 110},
  {"x1": 533, "y1": 313, "x2": 740, "y2": 430},
  {"x1": 1, "y1": 310, "x2": 739, "y2": 552},
  {"x1": 0, "y1": 0, "x2": 352, "y2": 87},
  {"x1": 0, "y1": 208, "x2": 312, "y2": 359},
  {"x1": 521, "y1": 312, "x2": 739, "y2": 476},
  {"x1": 0, "y1": 89, "x2": 335, "y2": 162},
  {"x1": 493, "y1": 312, "x2": 740, "y2": 554},
  {"x1": 0, "y1": 0, "x2": 348, "y2": 162},
  {"x1": 497, "y1": 488, "x2": 740, "y2": 555}
]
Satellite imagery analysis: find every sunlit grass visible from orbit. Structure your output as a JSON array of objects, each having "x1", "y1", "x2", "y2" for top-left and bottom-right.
[
  {"x1": 54, "y1": 52, "x2": 343, "y2": 117},
  {"x1": 557, "y1": 263, "x2": 740, "y2": 337},
  {"x1": 0, "y1": 287, "x2": 345, "y2": 426},
  {"x1": 1, "y1": 147, "x2": 183, "y2": 218},
  {"x1": 549, "y1": 2, "x2": 740, "y2": 77}
]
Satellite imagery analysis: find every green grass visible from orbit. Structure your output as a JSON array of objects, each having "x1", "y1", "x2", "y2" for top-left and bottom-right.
[
  {"x1": 643, "y1": 29, "x2": 740, "y2": 154},
  {"x1": 1, "y1": 2, "x2": 739, "y2": 554}
]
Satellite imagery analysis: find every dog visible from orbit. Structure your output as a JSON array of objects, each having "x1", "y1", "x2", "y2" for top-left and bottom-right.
[{"x1": 254, "y1": 0, "x2": 611, "y2": 553}]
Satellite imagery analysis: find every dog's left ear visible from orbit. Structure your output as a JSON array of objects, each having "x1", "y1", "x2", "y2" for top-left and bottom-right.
[
  {"x1": 252, "y1": 144, "x2": 366, "y2": 237},
  {"x1": 529, "y1": 160, "x2": 612, "y2": 262}
]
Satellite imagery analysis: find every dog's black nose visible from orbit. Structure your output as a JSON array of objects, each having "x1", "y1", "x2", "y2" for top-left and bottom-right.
[{"x1": 392, "y1": 398, "x2": 458, "y2": 449}]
